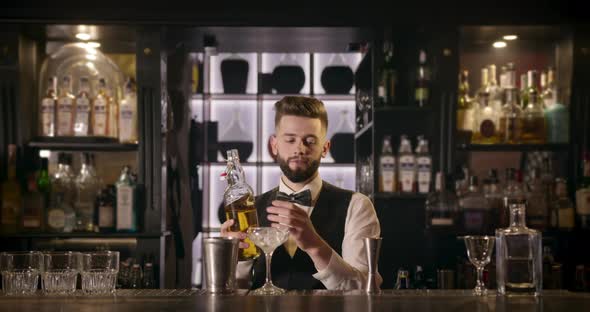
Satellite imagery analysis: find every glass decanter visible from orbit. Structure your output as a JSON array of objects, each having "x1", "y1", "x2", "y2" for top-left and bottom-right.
[{"x1": 495, "y1": 203, "x2": 542, "y2": 296}]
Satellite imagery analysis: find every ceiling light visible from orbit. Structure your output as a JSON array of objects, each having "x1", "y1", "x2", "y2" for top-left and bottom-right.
[
  {"x1": 503, "y1": 35, "x2": 518, "y2": 40},
  {"x1": 493, "y1": 41, "x2": 507, "y2": 48},
  {"x1": 76, "y1": 33, "x2": 91, "y2": 41},
  {"x1": 86, "y1": 42, "x2": 101, "y2": 48}
]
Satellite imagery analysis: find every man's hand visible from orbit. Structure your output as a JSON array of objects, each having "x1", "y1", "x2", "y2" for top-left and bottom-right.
[
  {"x1": 266, "y1": 200, "x2": 332, "y2": 270},
  {"x1": 220, "y1": 219, "x2": 250, "y2": 249}
]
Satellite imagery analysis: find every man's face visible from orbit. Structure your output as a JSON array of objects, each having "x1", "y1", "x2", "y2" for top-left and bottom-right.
[{"x1": 270, "y1": 115, "x2": 330, "y2": 183}]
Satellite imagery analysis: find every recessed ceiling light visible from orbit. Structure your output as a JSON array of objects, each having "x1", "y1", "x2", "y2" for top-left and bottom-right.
[
  {"x1": 503, "y1": 35, "x2": 518, "y2": 41},
  {"x1": 76, "y1": 33, "x2": 91, "y2": 41},
  {"x1": 86, "y1": 42, "x2": 101, "y2": 48},
  {"x1": 493, "y1": 41, "x2": 507, "y2": 48}
]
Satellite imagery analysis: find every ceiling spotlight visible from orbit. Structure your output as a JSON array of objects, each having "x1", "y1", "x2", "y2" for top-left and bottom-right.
[
  {"x1": 503, "y1": 35, "x2": 518, "y2": 41},
  {"x1": 86, "y1": 42, "x2": 101, "y2": 48},
  {"x1": 76, "y1": 33, "x2": 91, "y2": 41},
  {"x1": 493, "y1": 41, "x2": 507, "y2": 48}
]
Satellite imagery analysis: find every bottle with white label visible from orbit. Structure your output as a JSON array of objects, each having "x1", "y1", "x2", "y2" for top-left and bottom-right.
[
  {"x1": 74, "y1": 77, "x2": 91, "y2": 136},
  {"x1": 93, "y1": 78, "x2": 110, "y2": 137},
  {"x1": 119, "y1": 78, "x2": 138, "y2": 143},
  {"x1": 378, "y1": 135, "x2": 396, "y2": 193},
  {"x1": 398, "y1": 135, "x2": 416, "y2": 193},
  {"x1": 116, "y1": 166, "x2": 137, "y2": 232},
  {"x1": 415, "y1": 136, "x2": 432, "y2": 194},
  {"x1": 40, "y1": 76, "x2": 57, "y2": 137},
  {"x1": 107, "y1": 85, "x2": 119, "y2": 139},
  {"x1": 56, "y1": 76, "x2": 75, "y2": 136}
]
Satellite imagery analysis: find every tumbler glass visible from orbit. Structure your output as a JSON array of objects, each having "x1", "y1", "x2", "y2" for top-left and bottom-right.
[
  {"x1": 80, "y1": 251, "x2": 119, "y2": 295},
  {"x1": 42, "y1": 251, "x2": 82, "y2": 295},
  {"x1": 0, "y1": 251, "x2": 43, "y2": 295}
]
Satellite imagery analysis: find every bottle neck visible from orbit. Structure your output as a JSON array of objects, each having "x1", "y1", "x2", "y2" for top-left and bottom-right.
[{"x1": 509, "y1": 205, "x2": 527, "y2": 227}]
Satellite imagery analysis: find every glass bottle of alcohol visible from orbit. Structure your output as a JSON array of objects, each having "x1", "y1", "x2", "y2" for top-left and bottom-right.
[
  {"x1": 426, "y1": 172, "x2": 458, "y2": 228},
  {"x1": 93, "y1": 78, "x2": 110, "y2": 137},
  {"x1": 75, "y1": 153, "x2": 102, "y2": 232},
  {"x1": 457, "y1": 70, "x2": 474, "y2": 133},
  {"x1": 576, "y1": 152, "x2": 590, "y2": 230},
  {"x1": 223, "y1": 149, "x2": 260, "y2": 261},
  {"x1": 37, "y1": 157, "x2": 51, "y2": 231},
  {"x1": 525, "y1": 168, "x2": 549, "y2": 231},
  {"x1": 414, "y1": 50, "x2": 430, "y2": 107},
  {"x1": 47, "y1": 153, "x2": 76, "y2": 232},
  {"x1": 130, "y1": 263, "x2": 143, "y2": 289},
  {"x1": 56, "y1": 76, "x2": 75, "y2": 136},
  {"x1": 488, "y1": 64, "x2": 503, "y2": 112},
  {"x1": 378, "y1": 135, "x2": 396, "y2": 193},
  {"x1": 116, "y1": 165, "x2": 137, "y2": 232},
  {"x1": 40, "y1": 76, "x2": 57, "y2": 137},
  {"x1": 521, "y1": 70, "x2": 546, "y2": 143},
  {"x1": 458, "y1": 176, "x2": 492, "y2": 234},
  {"x1": 415, "y1": 136, "x2": 432, "y2": 194},
  {"x1": 22, "y1": 169, "x2": 44, "y2": 232},
  {"x1": 495, "y1": 203, "x2": 542, "y2": 296},
  {"x1": 499, "y1": 65, "x2": 523, "y2": 144},
  {"x1": 74, "y1": 77, "x2": 91, "y2": 136},
  {"x1": 472, "y1": 68, "x2": 500, "y2": 144},
  {"x1": 552, "y1": 178, "x2": 575, "y2": 230},
  {"x1": 107, "y1": 85, "x2": 119, "y2": 139},
  {"x1": 501, "y1": 168, "x2": 527, "y2": 229},
  {"x1": 1, "y1": 144, "x2": 21, "y2": 233},
  {"x1": 519, "y1": 73, "x2": 528, "y2": 109},
  {"x1": 143, "y1": 261, "x2": 156, "y2": 289},
  {"x1": 398, "y1": 135, "x2": 416, "y2": 193},
  {"x1": 119, "y1": 78, "x2": 138, "y2": 143},
  {"x1": 543, "y1": 68, "x2": 569, "y2": 143},
  {"x1": 97, "y1": 185, "x2": 116, "y2": 232},
  {"x1": 377, "y1": 41, "x2": 397, "y2": 107},
  {"x1": 541, "y1": 68, "x2": 557, "y2": 109}
]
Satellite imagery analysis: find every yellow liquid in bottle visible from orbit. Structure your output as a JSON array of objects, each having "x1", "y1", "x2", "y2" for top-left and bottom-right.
[{"x1": 225, "y1": 194, "x2": 260, "y2": 261}]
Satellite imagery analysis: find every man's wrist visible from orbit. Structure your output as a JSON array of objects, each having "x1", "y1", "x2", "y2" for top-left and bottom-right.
[{"x1": 304, "y1": 239, "x2": 332, "y2": 271}]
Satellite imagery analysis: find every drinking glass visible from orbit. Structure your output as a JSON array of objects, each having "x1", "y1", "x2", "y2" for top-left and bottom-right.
[
  {"x1": 247, "y1": 226, "x2": 290, "y2": 295},
  {"x1": 42, "y1": 251, "x2": 82, "y2": 295},
  {"x1": 356, "y1": 89, "x2": 372, "y2": 129},
  {"x1": 0, "y1": 251, "x2": 43, "y2": 295},
  {"x1": 81, "y1": 251, "x2": 119, "y2": 295},
  {"x1": 464, "y1": 236, "x2": 495, "y2": 296}
]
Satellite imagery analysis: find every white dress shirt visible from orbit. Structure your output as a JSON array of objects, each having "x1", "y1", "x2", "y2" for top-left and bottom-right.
[{"x1": 237, "y1": 174, "x2": 382, "y2": 290}]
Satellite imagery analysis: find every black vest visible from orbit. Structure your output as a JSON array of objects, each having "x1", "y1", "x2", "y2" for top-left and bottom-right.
[{"x1": 251, "y1": 181, "x2": 353, "y2": 290}]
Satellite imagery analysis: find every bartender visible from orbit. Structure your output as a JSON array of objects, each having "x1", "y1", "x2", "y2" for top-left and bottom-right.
[{"x1": 221, "y1": 96, "x2": 381, "y2": 290}]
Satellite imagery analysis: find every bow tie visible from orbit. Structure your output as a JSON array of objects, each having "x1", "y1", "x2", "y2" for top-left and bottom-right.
[{"x1": 276, "y1": 190, "x2": 312, "y2": 207}]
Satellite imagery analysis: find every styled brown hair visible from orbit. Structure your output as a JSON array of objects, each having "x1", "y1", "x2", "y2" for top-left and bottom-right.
[{"x1": 274, "y1": 96, "x2": 328, "y2": 132}]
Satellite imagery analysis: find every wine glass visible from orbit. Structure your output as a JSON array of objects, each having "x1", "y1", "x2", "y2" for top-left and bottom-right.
[
  {"x1": 247, "y1": 226, "x2": 290, "y2": 295},
  {"x1": 464, "y1": 236, "x2": 495, "y2": 296}
]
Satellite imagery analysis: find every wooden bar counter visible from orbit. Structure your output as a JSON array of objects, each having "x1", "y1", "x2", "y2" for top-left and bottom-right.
[{"x1": 1, "y1": 289, "x2": 590, "y2": 312}]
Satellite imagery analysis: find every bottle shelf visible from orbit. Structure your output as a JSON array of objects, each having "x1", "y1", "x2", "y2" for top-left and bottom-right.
[
  {"x1": 206, "y1": 162, "x2": 356, "y2": 167},
  {"x1": 456, "y1": 143, "x2": 570, "y2": 152},
  {"x1": 0, "y1": 231, "x2": 168, "y2": 239},
  {"x1": 375, "y1": 106, "x2": 433, "y2": 113},
  {"x1": 28, "y1": 137, "x2": 138, "y2": 151},
  {"x1": 374, "y1": 192, "x2": 428, "y2": 200},
  {"x1": 355, "y1": 121, "x2": 373, "y2": 139}
]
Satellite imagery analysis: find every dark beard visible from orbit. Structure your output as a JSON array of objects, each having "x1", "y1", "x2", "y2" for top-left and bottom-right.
[{"x1": 277, "y1": 155, "x2": 321, "y2": 183}]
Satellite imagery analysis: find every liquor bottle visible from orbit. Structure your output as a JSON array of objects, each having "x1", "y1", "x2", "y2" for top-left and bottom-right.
[
  {"x1": 574, "y1": 265, "x2": 587, "y2": 292},
  {"x1": 223, "y1": 149, "x2": 260, "y2": 261},
  {"x1": 107, "y1": 85, "x2": 119, "y2": 139},
  {"x1": 130, "y1": 263, "x2": 143, "y2": 289},
  {"x1": 543, "y1": 68, "x2": 569, "y2": 143},
  {"x1": 56, "y1": 76, "x2": 75, "y2": 136},
  {"x1": 541, "y1": 68, "x2": 557, "y2": 109},
  {"x1": 40, "y1": 76, "x2": 57, "y2": 137},
  {"x1": 37, "y1": 157, "x2": 51, "y2": 230},
  {"x1": 519, "y1": 73, "x2": 528, "y2": 109},
  {"x1": 1, "y1": 144, "x2": 21, "y2": 233},
  {"x1": 525, "y1": 168, "x2": 549, "y2": 230},
  {"x1": 119, "y1": 77, "x2": 138, "y2": 143},
  {"x1": 75, "y1": 153, "x2": 102, "y2": 232},
  {"x1": 47, "y1": 153, "x2": 76, "y2": 232},
  {"x1": 457, "y1": 70, "x2": 474, "y2": 133},
  {"x1": 97, "y1": 185, "x2": 116, "y2": 232},
  {"x1": 426, "y1": 172, "x2": 457, "y2": 228},
  {"x1": 521, "y1": 70, "x2": 546, "y2": 143},
  {"x1": 472, "y1": 68, "x2": 500, "y2": 144},
  {"x1": 542, "y1": 246, "x2": 555, "y2": 289},
  {"x1": 551, "y1": 178, "x2": 575, "y2": 230},
  {"x1": 413, "y1": 265, "x2": 427, "y2": 289},
  {"x1": 22, "y1": 170, "x2": 44, "y2": 232},
  {"x1": 498, "y1": 64, "x2": 523, "y2": 144},
  {"x1": 483, "y1": 169, "x2": 503, "y2": 230},
  {"x1": 378, "y1": 135, "x2": 396, "y2": 193},
  {"x1": 74, "y1": 77, "x2": 91, "y2": 136},
  {"x1": 415, "y1": 136, "x2": 432, "y2": 194},
  {"x1": 495, "y1": 203, "x2": 542, "y2": 296},
  {"x1": 116, "y1": 165, "x2": 137, "y2": 232},
  {"x1": 398, "y1": 135, "x2": 416, "y2": 193},
  {"x1": 458, "y1": 176, "x2": 492, "y2": 234},
  {"x1": 143, "y1": 261, "x2": 156, "y2": 289},
  {"x1": 93, "y1": 78, "x2": 110, "y2": 137},
  {"x1": 414, "y1": 50, "x2": 430, "y2": 107},
  {"x1": 576, "y1": 152, "x2": 590, "y2": 230},
  {"x1": 500, "y1": 168, "x2": 527, "y2": 229},
  {"x1": 377, "y1": 41, "x2": 397, "y2": 107},
  {"x1": 488, "y1": 64, "x2": 503, "y2": 112}
]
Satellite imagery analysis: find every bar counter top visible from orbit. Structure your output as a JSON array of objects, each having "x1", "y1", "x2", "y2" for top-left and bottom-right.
[{"x1": 1, "y1": 289, "x2": 590, "y2": 312}]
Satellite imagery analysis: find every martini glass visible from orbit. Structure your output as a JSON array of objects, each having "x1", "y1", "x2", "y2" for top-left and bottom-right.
[
  {"x1": 464, "y1": 235, "x2": 495, "y2": 296},
  {"x1": 247, "y1": 226, "x2": 290, "y2": 295}
]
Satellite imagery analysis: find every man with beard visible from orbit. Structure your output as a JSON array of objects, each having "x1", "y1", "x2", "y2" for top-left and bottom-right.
[{"x1": 221, "y1": 96, "x2": 381, "y2": 290}]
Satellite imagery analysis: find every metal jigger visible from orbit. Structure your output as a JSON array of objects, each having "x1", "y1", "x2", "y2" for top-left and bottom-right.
[{"x1": 364, "y1": 237, "x2": 382, "y2": 294}]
